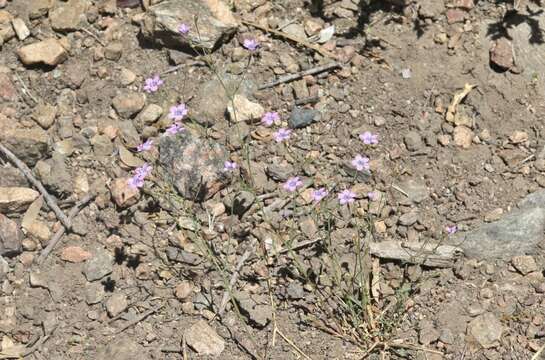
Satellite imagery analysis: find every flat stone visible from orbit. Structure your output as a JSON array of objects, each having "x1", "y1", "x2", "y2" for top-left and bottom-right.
[
  {"x1": 0, "y1": 187, "x2": 39, "y2": 213},
  {"x1": 29, "y1": 0, "x2": 55, "y2": 19},
  {"x1": 490, "y1": 38, "x2": 514, "y2": 71},
  {"x1": 105, "y1": 293, "x2": 128, "y2": 317},
  {"x1": 468, "y1": 313, "x2": 503, "y2": 349},
  {"x1": 0, "y1": 127, "x2": 49, "y2": 166},
  {"x1": 11, "y1": 18, "x2": 30, "y2": 40},
  {"x1": 159, "y1": 132, "x2": 229, "y2": 201},
  {"x1": 61, "y1": 246, "x2": 92, "y2": 263},
  {"x1": 449, "y1": 206, "x2": 545, "y2": 260},
  {"x1": 399, "y1": 211, "x2": 419, "y2": 226},
  {"x1": 85, "y1": 281, "x2": 105, "y2": 304},
  {"x1": 112, "y1": 92, "x2": 146, "y2": 118},
  {"x1": 0, "y1": 255, "x2": 8, "y2": 280},
  {"x1": 110, "y1": 178, "x2": 141, "y2": 208},
  {"x1": 511, "y1": 255, "x2": 538, "y2": 275},
  {"x1": 227, "y1": 94, "x2": 264, "y2": 122},
  {"x1": 35, "y1": 153, "x2": 73, "y2": 196},
  {"x1": 237, "y1": 293, "x2": 272, "y2": 328},
  {"x1": 82, "y1": 248, "x2": 113, "y2": 281},
  {"x1": 95, "y1": 337, "x2": 148, "y2": 360},
  {"x1": 0, "y1": 214, "x2": 22, "y2": 257},
  {"x1": 404, "y1": 131, "x2": 423, "y2": 151},
  {"x1": 104, "y1": 41, "x2": 123, "y2": 61},
  {"x1": 32, "y1": 103, "x2": 57, "y2": 129},
  {"x1": 0, "y1": 73, "x2": 17, "y2": 102},
  {"x1": 17, "y1": 38, "x2": 68, "y2": 66},
  {"x1": 139, "y1": 104, "x2": 163, "y2": 124},
  {"x1": 184, "y1": 320, "x2": 225, "y2": 356},
  {"x1": 49, "y1": 0, "x2": 88, "y2": 32},
  {"x1": 288, "y1": 107, "x2": 321, "y2": 129},
  {"x1": 140, "y1": 0, "x2": 238, "y2": 51}
]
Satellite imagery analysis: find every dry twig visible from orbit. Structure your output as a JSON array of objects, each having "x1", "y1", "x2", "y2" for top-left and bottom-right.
[
  {"x1": 114, "y1": 304, "x2": 163, "y2": 334},
  {"x1": 258, "y1": 62, "x2": 341, "y2": 90},
  {"x1": 0, "y1": 143, "x2": 71, "y2": 229},
  {"x1": 37, "y1": 193, "x2": 95, "y2": 264},
  {"x1": 242, "y1": 19, "x2": 341, "y2": 61}
]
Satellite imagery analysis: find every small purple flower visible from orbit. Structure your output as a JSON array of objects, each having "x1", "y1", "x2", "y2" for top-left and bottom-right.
[
  {"x1": 273, "y1": 128, "x2": 292, "y2": 143},
  {"x1": 367, "y1": 191, "x2": 377, "y2": 201},
  {"x1": 165, "y1": 122, "x2": 184, "y2": 135},
  {"x1": 311, "y1": 188, "x2": 329, "y2": 202},
  {"x1": 338, "y1": 189, "x2": 356, "y2": 205},
  {"x1": 243, "y1": 38, "x2": 259, "y2": 51},
  {"x1": 178, "y1": 23, "x2": 190, "y2": 35},
  {"x1": 224, "y1": 161, "x2": 238, "y2": 171},
  {"x1": 143, "y1": 75, "x2": 164, "y2": 93},
  {"x1": 360, "y1": 131, "x2": 379, "y2": 145},
  {"x1": 283, "y1": 176, "x2": 303, "y2": 192},
  {"x1": 351, "y1": 154, "x2": 370, "y2": 172},
  {"x1": 127, "y1": 163, "x2": 152, "y2": 189},
  {"x1": 261, "y1": 111, "x2": 279, "y2": 127},
  {"x1": 137, "y1": 139, "x2": 153, "y2": 152},
  {"x1": 446, "y1": 225, "x2": 458, "y2": 235},
  {"x1": 168, "y1": 103, "x2": 188, "y2": 121}
]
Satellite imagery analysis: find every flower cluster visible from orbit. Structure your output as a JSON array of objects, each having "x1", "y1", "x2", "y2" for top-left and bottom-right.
[
  {"x1": 143, "y1": 75, "x2": 163, "y2": 93},
  {"x1": 128, "y1": 163, "x2": 152, "y2": 189}
]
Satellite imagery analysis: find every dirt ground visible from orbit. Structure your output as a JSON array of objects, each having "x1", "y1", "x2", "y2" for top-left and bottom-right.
[{"x1": 1, "y1": 0, "x2": 545, "y2": 359}]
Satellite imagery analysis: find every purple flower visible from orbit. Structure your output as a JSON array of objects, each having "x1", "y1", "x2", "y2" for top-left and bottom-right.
[
  {"x1": 168, "y1": 103, "x2": 188, "y2": 121},
  {"x1": 446, "y1": 225, "x2": 458, "y2": 235},
  {"x1": 311, "y1": 188, "x2": 329, "y2": 202},
  {"x1": 273, "y1": 128, "x2": 292, "y2": 143},
  {"x1": 367, "y1": 191, "x2": 377, "y2": 201},
  {"x1": 243, "y1": 38, "x2": 259, "y2": 51},
  {"x1": 178, "y1": 23, "x2": 190, "y2": 35},
  {"x1": 137, "y1": 139, "x2": 153, "y2": 152},
  {"x1": 261, "y1": 111, "x2": 279, "y2": 127},
  {"x1": 360, "y1": 131, "x2": 379, "y2": 145},
  {"x1": 351, "y1": 154, "x2": 370, "y2": 172},
  {"x1": 338, "y1": 190, "x2": 356, "y2": 205},
  {"x1": 127, "y1": 163, "x2": 152, "y2": 189},
  {"x1": 283, "y1": 176, "x2": 303, "y2": 192},
  {"x1": 224, "y1": 161, "x2": 238, "y2": 171},
  {"x1": 143, "y1": 75, "x2": 164, "y2": 93},
  {"x1": 165, "y1": 122, "x2": 184, "y2": 135}
]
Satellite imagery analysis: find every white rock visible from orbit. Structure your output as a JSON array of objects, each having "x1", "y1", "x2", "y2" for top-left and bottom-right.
[{"x1": 227, "y1": 94, "x2": 264, "y2": 122}]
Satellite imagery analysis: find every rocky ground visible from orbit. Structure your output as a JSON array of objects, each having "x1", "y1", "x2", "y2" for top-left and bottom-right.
[{"x1": 1, "y1": 0, "x2": 545, "y2": 359}]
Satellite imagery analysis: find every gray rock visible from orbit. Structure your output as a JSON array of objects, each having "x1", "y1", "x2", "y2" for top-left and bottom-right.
[
  {"x1": 185, "y1": 320, "x2": 225, "y2": 356},
  {"x1": 83, "y1": 248, "x2": 113, "y2": 281},
  {"x1": 112, "y1": 92, "x2": 145, "y2": 118},
  {"x1": 49, "y1": 0, "x2": 88, "y2": 32},
  {"x1": 419, "y1": 320, "x2": 440, "y2": 345},
  {"x1": 159, "y1": 132, "x2": 229, "y2": 201},
  {"x1": 288, "y1": 107, "x2": 321, "y2": 129},
  {"x1": 140, "y1": 0, "x2": 238, "y2": 52},
  {"x1": 267, "y1": 163, "x2": 294, "y2": 181},
  {"x1": 0, "y1": 128, "x2": 49, "y2": 167},
  {"x1": 0, "y1": 255, "x2": 8, "y2": 280},
  {"x1": 105, "y1": 293, "x2": 128, "y2": 317},
  {"x1": 237, "y1": 293, "x2": 272, "y2": 328},
  {"x1": 404, "y1": 131, "x2": 424, "y2": 151},
  {"x1": 468, "y1": 313, "x2": 503, "y2": 349},
  {"x1": 511, "y1": 255, "x2": 538, "y2": 275},
  {"x1": 396, "y1": 179, "x2": 429, "y2": 205},
  {"x1": 191, "y1": 75, "x2": 255, "y2": 126},
  {"x1": 32, "y1": 103, "x2": 57, "y2": 129},
  {"x1": 118, "y1": 120, "x2": 141, "y2": 148},
  {"x1": 0, "y1": 165, "x2": 28, "y2": 187},
  {"x1": 398, "y1": 211, "x2": 419, "y2": 226},
  {"x1": 96, "y1": 337, "x2": 148, "y2": 360},
  {"x1": 450, "y1": 206, "x2": 545, "y2": 259},
  {"x1": 91, "y1": 134, "x2": 114, "y2": 156},
  {"x1": 193, "y1": 292, "x2": 212, "y2": 311},
  {"x1": 85, "y1": 282, "x2": 105, "y2": 304},
  {"x1": 231, "y1": 191, "x2": 255, "y2": 216},
  {"x1": 35, "y1": 153, "x2": 73, "y2": 196},
  {"x1": 29, "y1": 0, "x2": 55, "y2": 19},
  {"x1": 286, "y1": 281, "x2": 305, "y2": 300}
]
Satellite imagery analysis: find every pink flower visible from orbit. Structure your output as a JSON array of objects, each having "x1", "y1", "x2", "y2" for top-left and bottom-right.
[
  {"x1": 165, "y1": 123, "x2": 184, "y2": 135},
  {"x1": 338, "y1": 190, "x2": 356, "y2": 205},
  {"x1": 446, "y1": 225, "x2": 458, "y2": 235},
  {"x1": 168, "y1": 103, "x2": 188, "y2": 121},
  {"x1": 127, "y1": 163, "x2": 152, "y2": 189},
  {"x1": 143, "y1": 75, "x2": 164, "y2": 93},
  {"x1": 283, "y1": 176, "x2": 303, "y2": 192},
  {"x1": 359, "y1": 131, "x2": 379, "y2": 145},
  {"x1": 261, "y1": 111, "x2": 279, "y2": 127},
  {"x1": 137, "y1": 139, "x2": 153, "y2": 152},
  {"x1": 178, "y1": 23, "x2": 190, "y2": 35},
  {"x1": 311, "y1": 188, "x2": 328, "y2": 202},
  {"x1": 243, "y1": 38, "x2": 259, "y2": 51},
  {"x1": 224, "y1": 161, "x2": 238, "y2": 171},
  {"x1": 273, "y1": 128, "x2": 292, "y2": 143},
  {"x1": 351, "y1": 154, "x2": 370, "y2": 171}
]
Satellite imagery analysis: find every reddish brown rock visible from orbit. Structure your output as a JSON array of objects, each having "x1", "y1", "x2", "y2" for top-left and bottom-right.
[
  {"x1": 490, "y1": 38, "x2": 514, "y2": 70},
  {"x1": 446, "y1": 9, "x2": 466, "y2": 24},
  {"x1": 453, "y1": 0, "x2": 474, "y2": 10},
  {"x1": 0, "y1": 73, "x2": 17, "y2": 102},
  {"x1": 61, "y1": 246, "x2": 92, "y2": 263}
]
